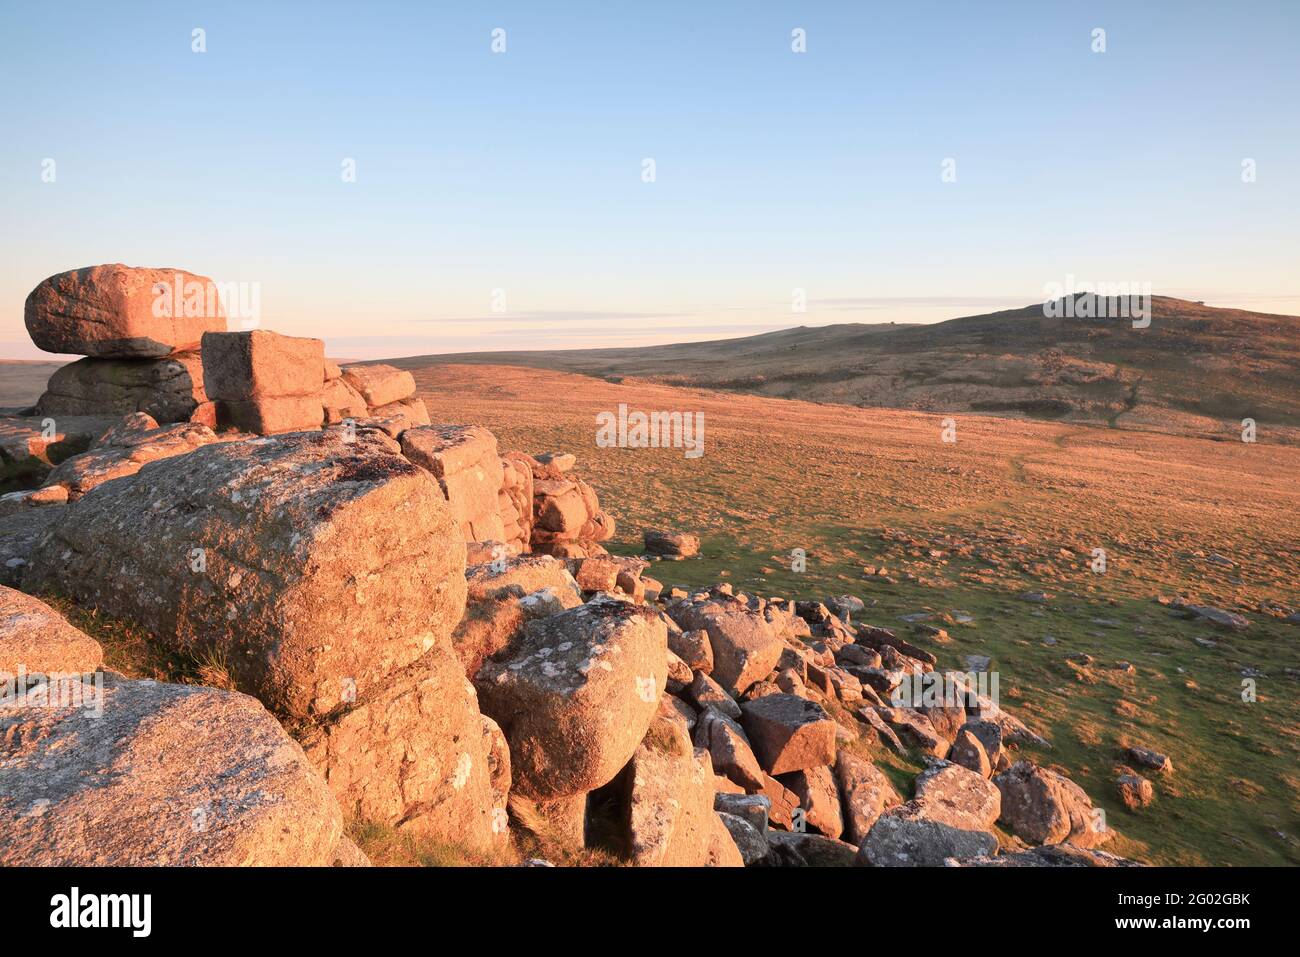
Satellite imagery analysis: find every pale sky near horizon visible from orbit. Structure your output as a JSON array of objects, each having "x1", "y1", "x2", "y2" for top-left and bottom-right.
[{"x1": 1, "y1": 1, "x2": 1297, "y2": 360}]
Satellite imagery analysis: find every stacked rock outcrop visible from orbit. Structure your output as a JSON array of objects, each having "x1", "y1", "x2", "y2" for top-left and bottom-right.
[
  {"x1": 498, "y1": 452, "x2": 534, "y2": 552},
  {"x1": 2, "y1": 265, "x2": 1136, "y2": 869},
  {"x1": 340, "y1": 363, "x2": 431, "y2": 436},
  {"x1": 27, "y1": 264, "x2": 223, "y2": 422},
  {"x1": 526, "y1": 453, "x2": 616, "y2": 558}
]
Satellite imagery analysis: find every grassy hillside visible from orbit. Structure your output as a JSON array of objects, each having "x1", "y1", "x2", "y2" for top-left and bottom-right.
[{"x1": 411, "y1": 361, "x2": 1300, "y2": 866}]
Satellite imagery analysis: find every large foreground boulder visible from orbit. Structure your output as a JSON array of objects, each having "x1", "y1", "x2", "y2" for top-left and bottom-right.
[
  {"x1": 0, "y1": 506, "x2": 63, "y2": 588},
  {"x1": 0, "y1": 674, "x2": 346, "y2": 865},
  {"x1": 35, "y1": 352, "x2": 207, "y2": 423},
  {"x1": 25, "y1": 264, "x2": 226, "y2": 358},
  {"x1": 24, "y1": 428, "x2": 468, "y2": 720},
  {"x1": 475, "y1": 596, "x2": 668, "y2": 799}
]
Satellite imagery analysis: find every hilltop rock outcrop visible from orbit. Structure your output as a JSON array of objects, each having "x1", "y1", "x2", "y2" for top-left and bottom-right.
[{"x1": 525, "y1": 454, "x2": 616, "y2": 558}]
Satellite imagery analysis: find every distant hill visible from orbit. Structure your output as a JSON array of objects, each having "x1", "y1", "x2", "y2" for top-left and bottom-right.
[
  {"x1": 0, "y1": 360, "x2": 63, "y2": 409},
  {"x1": 387, "y1": 297, "x2": 1300, "y2": 440}
]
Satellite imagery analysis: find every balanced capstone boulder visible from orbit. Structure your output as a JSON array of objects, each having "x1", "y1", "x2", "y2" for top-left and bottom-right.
[
  {"x1": 23, "y1": 428, "x2": 467, "y2": 720},
  {"x1": 25, "y1": 264, "x2": 226, "y2": 358}
]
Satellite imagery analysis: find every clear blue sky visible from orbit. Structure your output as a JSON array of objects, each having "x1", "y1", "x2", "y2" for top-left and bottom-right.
[{"x1": 1, "y1": 0, "x2": 1297, "y2": 358}]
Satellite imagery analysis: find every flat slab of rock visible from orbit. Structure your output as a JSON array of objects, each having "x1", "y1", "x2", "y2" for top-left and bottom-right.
[
  {"x1": 644, "y1": 529, "x2": 700, "y2": 557},
  {"x1": 36, "y1": 352, "x2": 207, "y2": 423},
  {"x1": 476, "y1": 596, "x2": 667, "y2": 800},
  {"x1": 465, "y1": 554, "x2": 582, "y2": 607},
  {"x1": 959, "y1": 845, "x2": 1141, "y2": 867},
  {"x1": 0, "y1": 585, "x2": 102, "y2": 675},
  {"x1": 42, "y1": 412, "x2": 226, "y2": 500},
  {"x1": 25, "y1": 264, "x2": 226, "y2": 358},
  {"x1": 341, "y1": 364, "x2": 416, "y2": 408},
  {"x1": 0, "y1": 674, "x2": 344, "y2": 865},
  {"x1": 740, "y1": 693, "x2": 837, "y2": 775},
  {"x1": 355, "y1": 397, "x2": 430, "y2": 438},
  {"x1": 25, "y1": 429, "x2": 467, "y2": 720},
  {"x1": 1178, "y1": 602, "x2": 1250, "y2": 631},
  {"x1": 856, "y1": 798, "x2": 999, "y2": 867}
]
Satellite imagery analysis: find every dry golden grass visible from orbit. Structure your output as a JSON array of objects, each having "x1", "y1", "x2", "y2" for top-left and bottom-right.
[{"x1": 411, "y1": 362, "x2": 1300, "y2": 866}]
